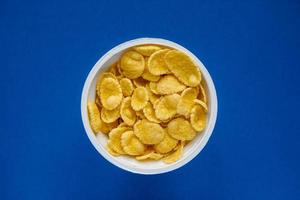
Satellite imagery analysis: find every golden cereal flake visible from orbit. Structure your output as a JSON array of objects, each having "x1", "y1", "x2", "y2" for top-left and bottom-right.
[
  {"x1": 100, "y1": 120, "x2": 119, "y2": 134},
  {"x1": 133, "y1": 45, "x2": 162, "y2": 56},
  {"x1": 156, "y1": 75, "x2": 186, "y2": 95},
  {"x1": 106, "y1": 145, "x2": 121, "y2": 156},
  {"x1": 117, "y1": 61, "x2": 123, "y2": 75},
  {"x1": 162, "y1": 141, "x2": 184, "y2": 164},
  {"x1": 155, "y1": 94, "x2": 180, "y2": 121},
  {"x1": 142, "y1": 57, "x2": 160, "y2": 82},
  {"x1": 87, "y1": 102, "x2": 103, "y2": 133},
  {"x1": 118, "y1": 122, "x2": 129, "y2": 128},
  {"x1": 198, "y1": 83, "x2": 207, "y2": 104},
  {"x1": 119, "y1": 78, "x2": 134, "y2": 97},
  {"x1": 148, "y1": 82, "x2": 160, "y2": 96},
  {"x1": 133, "y1": 119, "x2": 165, "y2": 144},
  {"x1": 148, "y1": 49, "x2": 170, "y2": 75},
  {"x1": 167, "y1": 117, "x2": 196, "y2": 141},
  {"x1": 135, "y1": 150, "x2": 163, "y2": 160},
  {"x1": 101, "y1": 105, "x2": 120, "y2": 123},
  {"x1": 193, "y1": 99, "x2": 208, "y2": 113},
  {"x1": 146, "y1": 84, "x2": 160, "y2": 104},
  {"x1": 177, "y1": 87, "x2": 199, "y2": 118},
  {"x1": 121, "y1": 130, "x2": 146, "y2": 155},
  {"x1": 99, "y1": 77, "x2": 123, "y2": 110},
  {"x1": 95, "y1": 96, "x2": 102, "y2": 108},
  {"x1": 120, "y1": 97, "x2": 136, "y2": 126},
  {"x1": 154, "y1": 132, "x2": 178, "y2": 154},
  {"x1": 131, "y1": 87, "x2": 149, "y2": 111},
  {"x1": 108, "y1": 127, "x2": 131, "y2": 154},
  {"x1": 190, "y1": 104, "x2": 206, "y2": 132},
  {"x1": 143, "y1": 102, "x2": 160, "y2": 123},
  {"x1": 96, "y1": 72, "x2": 117, "y2": 97},
  {"x1": 165, "y1": 50, "x2": 201, "y2": 87},
  {"x1": 120, "y1": 51, "x2": 145, "y2": 79}
]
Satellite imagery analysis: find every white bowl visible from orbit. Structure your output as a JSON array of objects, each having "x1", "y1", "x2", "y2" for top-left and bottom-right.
[{"x1": 81, "y1": 38, "x2": 218, "y2": 175}]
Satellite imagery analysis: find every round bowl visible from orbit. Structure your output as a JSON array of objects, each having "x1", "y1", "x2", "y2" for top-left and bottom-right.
[{"x1": 81, "y1": 38, "x2": 218, "y2": 174}]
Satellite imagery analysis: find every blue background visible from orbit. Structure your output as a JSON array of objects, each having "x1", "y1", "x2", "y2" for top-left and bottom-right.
[{"x1": 1, "y1": 0, "x2": 299, "y2": 199}]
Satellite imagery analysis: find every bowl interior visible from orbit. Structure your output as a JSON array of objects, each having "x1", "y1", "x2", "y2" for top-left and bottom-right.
[{"x1": 82, "y1": 38, "x2": 217, "y2": 174}]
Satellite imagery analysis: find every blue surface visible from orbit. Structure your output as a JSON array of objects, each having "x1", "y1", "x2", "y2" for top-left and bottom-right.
[{"x1": 1, "y1": 0, "x2": 299, "y2": 199}]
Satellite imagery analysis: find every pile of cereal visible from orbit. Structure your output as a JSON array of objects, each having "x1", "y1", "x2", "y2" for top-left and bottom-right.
[{"x1": 87, "y1": 45, "x2": 208, "y2": 163}]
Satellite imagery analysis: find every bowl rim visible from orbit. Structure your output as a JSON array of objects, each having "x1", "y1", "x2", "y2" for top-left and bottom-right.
[{"x1": 81, "y1": 38, "x2": 218, "y2": 175}]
